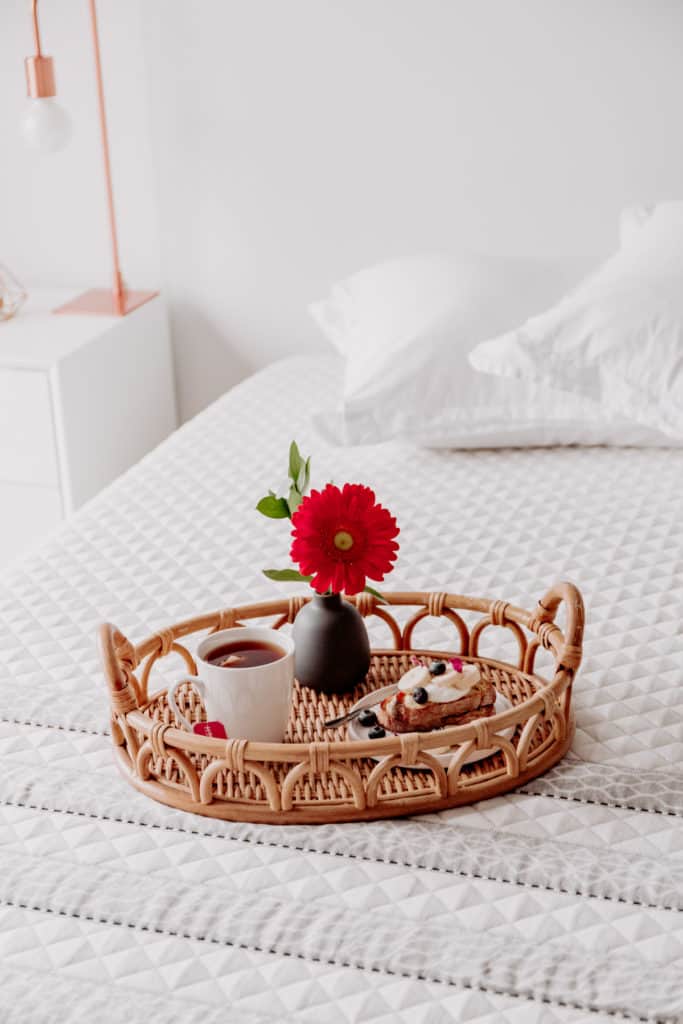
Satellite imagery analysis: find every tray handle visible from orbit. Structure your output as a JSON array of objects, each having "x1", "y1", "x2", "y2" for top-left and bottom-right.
[
  {"x1": 531, "y1": 581, "x2": 585, "y2": 673},
  {"x1": 98, "y1": 622, "x2": 140, "y2": 716}
]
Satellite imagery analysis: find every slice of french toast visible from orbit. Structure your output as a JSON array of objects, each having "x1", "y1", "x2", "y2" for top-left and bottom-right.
[{"x1": 377, "y1": 678, "x2": 496, "y2": 733}]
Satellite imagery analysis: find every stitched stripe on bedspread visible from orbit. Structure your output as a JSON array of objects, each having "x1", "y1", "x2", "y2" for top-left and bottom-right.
[
  {"x1": 523, "y1": 760, "x2": 683, "y2": 816},
  {"x1": 2, "y1": 757, "x2": 683, "y2": 916},
  {"x1": 5, "y1": 714, "x2": 683, "y2": 818},
  {"x1": 0, "y1": 847, "x2": 679, "y2": 1023}
]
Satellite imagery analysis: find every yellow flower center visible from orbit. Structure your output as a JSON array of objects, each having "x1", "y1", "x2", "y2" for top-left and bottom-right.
[{"x1": 333, "y1": 530, "x2": 354, "y2": 552}]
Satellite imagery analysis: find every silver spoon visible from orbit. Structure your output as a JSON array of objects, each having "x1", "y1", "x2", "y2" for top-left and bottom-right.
[{"x1": 323, "y1": 707, "x2": 366, "y2": 729}]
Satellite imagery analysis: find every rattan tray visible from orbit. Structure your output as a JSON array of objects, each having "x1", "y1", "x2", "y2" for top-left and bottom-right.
[{"x1": 99, "y1": 582, "x2": 584, "y2": 824}]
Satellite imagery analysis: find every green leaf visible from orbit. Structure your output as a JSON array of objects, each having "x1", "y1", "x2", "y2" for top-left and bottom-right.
[
  {"x1": 288, "y1": 441, "x2": 302, "y2": 484},
  {"x1": 256, "y1": 496, "x2": 290, "y2": 519},
  {"x1": 363, "y1": 584, "x2": 387, "y2": 604},
  {"x1": 297, "y1": 455, "x2": 311, "y2": 494},
  {"x1": 287, "y1": 485, "x2": 302, "y2": 516},
  {"x1": 262, "y1": 568, "x2": 313, "y2": 582}
]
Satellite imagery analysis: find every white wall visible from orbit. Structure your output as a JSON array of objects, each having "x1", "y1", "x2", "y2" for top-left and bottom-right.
[
  {"x1": 1, "y1": 1, "x2": 160, "y2": 299},
  {"x1": 3, "y1": 0, "x2": 683, "y2": 421}
]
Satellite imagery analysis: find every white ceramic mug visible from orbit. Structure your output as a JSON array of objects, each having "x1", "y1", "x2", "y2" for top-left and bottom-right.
[{"x1": 167, "y1": 626, "x2": 294, "y2": 742}]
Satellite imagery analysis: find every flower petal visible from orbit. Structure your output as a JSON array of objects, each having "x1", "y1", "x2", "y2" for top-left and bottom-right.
[{"x1": 289, "y1": 482, "x2": 399, "y2": 596}]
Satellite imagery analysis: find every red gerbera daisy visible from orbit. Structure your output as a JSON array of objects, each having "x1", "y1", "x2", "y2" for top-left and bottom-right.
[{"x1": 290, "y1": 483, "x2": 399, "y2": 595}]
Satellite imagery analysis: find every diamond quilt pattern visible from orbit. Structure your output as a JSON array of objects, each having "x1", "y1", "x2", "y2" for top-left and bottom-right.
[
  {"x1": 0, "y1": 357, "x2": 681, "y2": 1021},
  {"x1": 0, "y1": 356, "x2": 681, "y2": 769},
  {"x1": 1, "y1": 793, "x2": 683, "y2": 969},
  {"x1": 0, "y1": 908, "x2": 619, "y2": 1024},
  {"x1": 3, "y1": 733, "x2": 683, "y2": 921}
]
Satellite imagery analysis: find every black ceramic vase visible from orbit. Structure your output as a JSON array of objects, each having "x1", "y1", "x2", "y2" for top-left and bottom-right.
[{"x1": 292, "y1": 593, "x2": 371, "y2": 695}]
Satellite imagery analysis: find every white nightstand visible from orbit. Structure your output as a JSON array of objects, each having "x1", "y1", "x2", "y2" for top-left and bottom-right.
[{"x1": 0, "y1": 289, "x2": 177, "y2": 566}]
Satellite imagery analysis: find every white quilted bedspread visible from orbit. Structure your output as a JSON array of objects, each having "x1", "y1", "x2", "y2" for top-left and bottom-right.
[{"x1": 1, "y1": 356, "x2": 682, "y2": 1024}]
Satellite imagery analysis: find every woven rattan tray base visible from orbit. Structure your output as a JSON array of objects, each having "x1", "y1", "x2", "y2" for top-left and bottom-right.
[{"x1": 99, "y1": 583, "x2": 583, "y2": 824}]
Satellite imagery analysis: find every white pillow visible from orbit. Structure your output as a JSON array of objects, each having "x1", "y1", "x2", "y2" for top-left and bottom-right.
[
  {"x1": 470, "y1": 203, "x2": 683, "y2": 443},
  {"x1": 310, "y1": 253, "x2": 668, "y2": 448}
]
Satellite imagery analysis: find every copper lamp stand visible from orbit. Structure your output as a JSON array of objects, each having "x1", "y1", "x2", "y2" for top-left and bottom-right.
[{"x1": 26, "y1": 0, "x2": 157, "y2": 317}]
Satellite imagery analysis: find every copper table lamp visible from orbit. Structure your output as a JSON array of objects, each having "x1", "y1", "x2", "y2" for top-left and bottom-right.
[{"x1": 22, "y1": 0, "x2": 157, "y2": 317}]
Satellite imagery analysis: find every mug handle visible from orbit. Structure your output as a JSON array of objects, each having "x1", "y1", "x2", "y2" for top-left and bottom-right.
[{"x1": 167, "y1": 675, "x2": 206, "y2": 732}]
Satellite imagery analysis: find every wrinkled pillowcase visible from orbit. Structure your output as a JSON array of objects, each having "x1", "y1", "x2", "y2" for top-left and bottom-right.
[
  {"x1": 310, "y1": 252, "x2": 669, "y2": 448},
  {"x1": 470, "y1": 202, "x2": 683, "y2": 443}
]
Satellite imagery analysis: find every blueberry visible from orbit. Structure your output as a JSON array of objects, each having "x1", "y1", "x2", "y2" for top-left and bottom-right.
[
  {"x1": 368, "y1": 725, "x2": 386, "y2": 739},
  {"x1": 358, "y1": 708, "x2": 378, "y2": 728},
  {"x1": 429, "y1": 660, "x2": 447, "y2": 676},
  {"x1": 412, "y1": 686, "x2": 428, "y2": 704}
]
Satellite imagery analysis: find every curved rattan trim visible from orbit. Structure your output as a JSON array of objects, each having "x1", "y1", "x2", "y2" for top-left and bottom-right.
[
  {"x1": 99, "y1": 582, "x2": 583, "y2": 823},
  {"x1": 123, "y1": 661, "x2": 569, "y2": 762}
]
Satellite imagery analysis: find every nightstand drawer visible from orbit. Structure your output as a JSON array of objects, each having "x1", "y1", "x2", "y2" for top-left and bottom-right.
[
  {"x1": 0, "y1": 369, "x2": 60, "y2": 485},
  {"x1": 0, "y1": 481, "x2": 63, "y2": 564}
]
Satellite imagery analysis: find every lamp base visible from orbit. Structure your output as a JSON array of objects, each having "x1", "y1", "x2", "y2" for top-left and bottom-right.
[{"x1": 54, "y1": 288, "x2": 158, "y2": 316}]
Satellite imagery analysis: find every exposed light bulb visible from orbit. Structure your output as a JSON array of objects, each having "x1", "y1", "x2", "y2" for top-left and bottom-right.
[{"x1": 20, "y1": 97, "x2": 71, "y2": 152}]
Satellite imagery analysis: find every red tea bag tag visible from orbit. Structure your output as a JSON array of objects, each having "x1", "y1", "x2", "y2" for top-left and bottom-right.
[{"x1": 193, "y1": 721, "x2": 228, "y2": 739}]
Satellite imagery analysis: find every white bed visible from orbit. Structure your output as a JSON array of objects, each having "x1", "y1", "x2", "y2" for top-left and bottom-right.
[{"x1": 0, "y1": 355, "x2": 682, "y2": 1024}]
